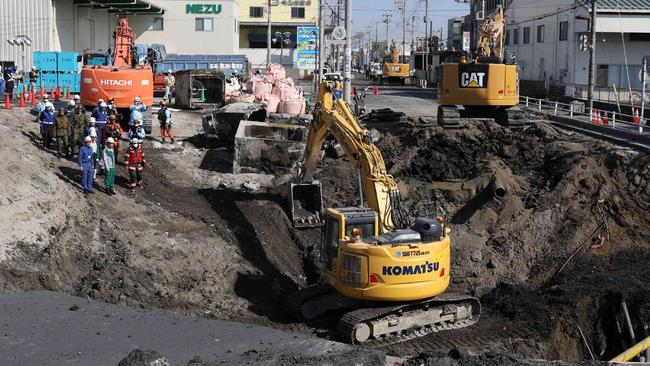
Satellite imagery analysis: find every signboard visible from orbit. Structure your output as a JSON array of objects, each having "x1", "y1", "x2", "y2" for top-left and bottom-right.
[
  {"x1": 462, "y1": 31, "x2": 470, "y2": 51},
  {"x1": 296, "y1": 26, "x2": 319, "y2": 70},
  {"x1": 186, "y1": 4, "x2": 222, "y2": 14}
]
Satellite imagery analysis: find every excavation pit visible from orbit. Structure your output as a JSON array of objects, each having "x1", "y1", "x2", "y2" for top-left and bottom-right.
[{"x1": 233, "y1": 120, "x2": 307, "y2": 174}]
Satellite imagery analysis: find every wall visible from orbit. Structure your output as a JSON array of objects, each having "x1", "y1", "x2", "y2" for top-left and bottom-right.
[
  {"x1": 0, "y1": 0, "x2": 53, "y2": 71},
  {"x1": 239, "y1": 0, "x2": 317, "y2": 24},
  {"x1": 133, "y1": 0, "x2": 239, "y2": 54}
]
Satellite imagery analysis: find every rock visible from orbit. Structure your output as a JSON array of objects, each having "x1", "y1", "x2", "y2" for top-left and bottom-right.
[{"x1": 117, "y1": 349, "x2": 169, "y2": 366}]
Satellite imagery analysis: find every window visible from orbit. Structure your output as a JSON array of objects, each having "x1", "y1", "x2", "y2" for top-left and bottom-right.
[
  {"x1": 513, "y1": 28, "x2": 519, "y2": 44},
  {"x1": 537, "y1": 25, "x2": 544, "y2": 43},
  {"x1": 523, "y1": 27, "x2": 530, "y2": 44},
  {"x1": 559, "y1": 21, "x2": 568, "y2": 41},
  {"x1": 195, "y1": 18, "x2": 213, "y2": 32},
  {"x1": 149, "y1": 17, "x2": 163, "y2": 31},
  {"x1": 291, "y1": 7, "x2": 305, "y2": 18},
  {"x1": 249, "y1": 6, "x2": 263, "y2": 18},
  {"x1": 630, "y1": 33, "x2": 650, "y2": 42},
  {"x1": 505, "y1": 30, "x2": 510, "y2": 45}
]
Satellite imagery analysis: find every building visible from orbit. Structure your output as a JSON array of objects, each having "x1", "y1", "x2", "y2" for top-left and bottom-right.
[
  {"x1": 238, "y1": 0, "x2": 318, "y2": 67},
  {"x1": 1, "y1": 0, "x2": 240, "y2": 72},
  {"x1": 503, "y1": 0, "x2": 650, "y2": 94},
  {"x1": 447, "y1": 17, "x2": 463, "y2": 50}
]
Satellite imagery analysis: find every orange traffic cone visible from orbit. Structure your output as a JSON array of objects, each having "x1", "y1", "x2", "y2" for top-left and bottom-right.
[
  {"x1": 55, "y1": 86, "x2": 61, "y2": 101},
  {"x1": 4, "y1": 94, "x2": 11, "y2": 109},
  {"x1": 18, "y1": 93, "x2": 25, "y2": 108},
  {"x1": 591, "y1": 109, "x2": 601, "y2": 125},
  {"x1": 31, "y1": 91, "x2": 36, "y2": 106},
  {"x1": 66, "y1": 86, "x2": 70, "y2": 99},
  {"x1": 50, "y1": 87, "x2": 55, "y2": 100},
  {"x1": 39, "y1": 87, "x2": 44, "y2": 100},
  {"x1": 373, "y1": 85, "x2": 379, "y2": 96},
  {"x1": 633, "y1": 108, "x2": 640, "y2": 125}
]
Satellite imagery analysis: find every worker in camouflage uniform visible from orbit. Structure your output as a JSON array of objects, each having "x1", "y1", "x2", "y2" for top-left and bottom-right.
[
  {"x1": 71, "y1": 105, "x2": 88, "y2": 157},
  {"x1": 54, "y1": 107, "x2": 71, "y2": 158}
]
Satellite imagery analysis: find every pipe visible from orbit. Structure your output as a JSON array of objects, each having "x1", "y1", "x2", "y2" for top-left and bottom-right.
[
  {"x1": 621, "y1": 300, "x2": 636, "y2": 344},
  {"x1": 611, "y1": 336, "x2": 650, "y2": 362},
  {"x1": 490, "y1": 175, "x2": 507, "y2": 198}
]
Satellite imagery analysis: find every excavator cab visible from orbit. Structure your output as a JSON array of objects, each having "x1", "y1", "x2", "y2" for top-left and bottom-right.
[{"x1": 321, "y1": 208, "x2": 377, "y2": 271}]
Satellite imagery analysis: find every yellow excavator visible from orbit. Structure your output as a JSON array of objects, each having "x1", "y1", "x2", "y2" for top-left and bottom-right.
[
  {"x1": 437, "y1": 7, "x2": 524, "y2": 129},
  {"x1": 382, "y1": 41, "x2": 410, "y2": 85},
  {"x1": 288, "y1": 82, "x2": 479, "y2": 344}
]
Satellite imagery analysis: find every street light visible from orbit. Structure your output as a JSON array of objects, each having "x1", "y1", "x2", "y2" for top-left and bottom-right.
[
  {"x1": 6, "y1": 35, "x2": 32, "y2": 72},
  {"x1": 272, "y1": 31, "x2": 292, "y2": 65}
]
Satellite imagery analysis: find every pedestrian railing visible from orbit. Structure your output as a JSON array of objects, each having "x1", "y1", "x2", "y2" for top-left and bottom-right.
[{"x1": 520, "y1": 96, "x2": 648, "y2": 135}]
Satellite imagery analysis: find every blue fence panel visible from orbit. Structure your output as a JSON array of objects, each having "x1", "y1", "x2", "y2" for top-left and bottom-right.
[
  {"x1": 58, "y1": 73, "x2": 80, "y2": 93},
  {"x1": 34, "y1": 52, "x2": 58, "y2": 72},
  {"x1": 57, "y1": 52, "x2": 79, "y2": 72}
]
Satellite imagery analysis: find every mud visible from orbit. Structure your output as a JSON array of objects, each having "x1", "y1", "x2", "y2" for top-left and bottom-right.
[{"x1": 2, "y1": 104, "x2": 650, "y2": 365}]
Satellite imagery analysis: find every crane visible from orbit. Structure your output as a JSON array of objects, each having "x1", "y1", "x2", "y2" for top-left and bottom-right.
[{"x1": 288, "y1": 82, "x2": 480, "y2": 344}]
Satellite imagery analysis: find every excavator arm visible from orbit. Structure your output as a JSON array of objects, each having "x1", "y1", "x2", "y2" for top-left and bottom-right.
[
  {"x1": 476, "y1": 7, "x2": 505, "y2": 60},
  {"x1": 292, "y1": 82, "x2": 408, "y2": 232}
]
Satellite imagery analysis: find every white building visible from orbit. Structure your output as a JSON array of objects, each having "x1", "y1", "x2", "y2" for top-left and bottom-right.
[
  {"x1": 1, "y1": 0, "x2": 240, "y2": 72},
  {"x1": 504, "y1": 0, "x2": 650, "y2": 94}
]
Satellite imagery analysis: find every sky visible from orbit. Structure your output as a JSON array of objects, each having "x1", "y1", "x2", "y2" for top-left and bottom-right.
[{"x1": 324, "y1": 0, "x2": 470, "y2": 44}]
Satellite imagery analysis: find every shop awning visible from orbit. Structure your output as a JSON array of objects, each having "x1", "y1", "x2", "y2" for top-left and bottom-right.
[{"x1": 73, "y1": 0, "x2": 165, "y2": 14}]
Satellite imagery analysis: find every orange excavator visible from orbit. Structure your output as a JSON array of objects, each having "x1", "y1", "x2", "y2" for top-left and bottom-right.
[{"x1": 80, "y1": 17, "x2": 153, "y2": 112}]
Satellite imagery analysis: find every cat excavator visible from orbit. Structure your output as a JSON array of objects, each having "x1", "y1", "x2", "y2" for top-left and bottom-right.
[
  {"x1": 437, "y1": 6, "x2": 524, "y2": 129},
  {"x1": 287, "y1": 82, "x2": 480, "y2": 344}
]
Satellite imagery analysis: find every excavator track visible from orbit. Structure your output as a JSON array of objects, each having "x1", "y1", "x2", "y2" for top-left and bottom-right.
[
  {"x1": 437, "y1": 106, "x2": 462, "y2": 129},
  {"x1": 337, "y1": 293, "x2": 480, "y2": 344},
  {"x1": 501, "y1": 106, "x2": 526, "y2": 129}
]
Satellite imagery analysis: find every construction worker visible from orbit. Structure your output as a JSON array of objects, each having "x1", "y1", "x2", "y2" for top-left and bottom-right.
[
  {"x1": 34, "y1": 94, "x2": 50, "y2": 122},
  {"x1": 71, "y1": 106, "x2": 88, "y2": 157},
  {"x1": 90, "y1": 130, "x2": 99, "y2": 179},
  {"x1": 103, "y1": 137, "x2": 117, "y2": 195},
  {"x1": 125, "y1": 138, "x2": 145, "y2": 190},
  {"x1": 54, "y1": 107, "x2": 71, "y2": 158},
  {"x1": 84, "y1": 117, "x2": 98, "y2": 140},
  {"x1": 73, "y1": 94, "x2": 81, "y2": 104},
  {"x1": 66, "y1": 100, "x2": 76, "y2": 118},
  {"x1": 129, "y1": 96, "x2": 147, "y2": 127},
  {"x1": 164, "y1": 71, "x2": 175, "y2": 102},
  {"x1": 79, "y1": 136, "x2": 95, "y2": 195},
  {"x1": 39, "y1": 102, "x2": 55, "y2": 149},
  {"x1": 28, "y1": 66, "x2": 39, "y2": 93},
  {"x1": 127, "y1": 118, "x2": 146, "y2": 141},
  {"x1": 91, "y1": 101, "x2": 108, "y2": 148},
  {"x1": 106, "y1": 96, "x2": 118, "y2": 117},
  {"x1": 104, "y1": 114, "x2": 123, "y2": 159},
  {"x1": 158, "y1": 99, "x2": 174, "y2": 144}
]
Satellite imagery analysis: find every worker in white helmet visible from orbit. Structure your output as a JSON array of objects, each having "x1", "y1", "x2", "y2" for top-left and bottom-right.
[
  {"x1": 28, "y1": 66, "x2": 39, "y2": 93},
  {"x1": 129, "y1": 96, "x2": 147, "y2": 127},
  {"x1": 164, "y1": 70, "x2": 175, "y2": 103},
  {"x1": 39, "y1": 101, "x2": 56, "y2": 149}
]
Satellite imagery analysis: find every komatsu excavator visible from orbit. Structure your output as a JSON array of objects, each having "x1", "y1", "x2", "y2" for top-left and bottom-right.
[
  {"x1": 437, "y1": 7, "x2": 524, "y2": 129},
  {"x1": 288, "y1": 82, "x2": 480, "y2": 344}
]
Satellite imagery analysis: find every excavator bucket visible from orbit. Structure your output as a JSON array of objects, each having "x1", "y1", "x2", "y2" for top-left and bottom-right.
[{"x1": 289, "y1": 182, "x2": 324, "y2": 228}]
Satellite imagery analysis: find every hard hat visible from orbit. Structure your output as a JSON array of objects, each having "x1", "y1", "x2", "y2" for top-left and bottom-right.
[
  {"x1": 98, "y1": 99, "x2": 104, "y2": 104},
  {"x1": 134, "y1": 118, "x2": 141, "y2": 124},
  {"x1": 68, "y1": 100, "x2": 76, "y2": 106},
  {"x1": 45, "y1": 102, "x2": 53, "y2": 108},
  {"x1": 84, "y1": 136, "x2": 92, "y2": 142},
  {"x1": 99, "y1": 102, "x2": 107, "y2": 107},
  {"x1": 73, "y1": 95, "x2": 80, "y2": 100},
  {"x1": 32, "y1": 66, "x2": 36, "y2": 70},
  {"x1": 131, "y1": 138, "x2": 139, "y2": 144},
  {"x1": 167, "y1": 69, "x2": 172, "y2": 74},
  {"x1": 57, "y1": 107, "x2": 65, "y2": 113},
  {"x1": 89, "y1": 117, "x2": 96, "y2": 123},
  {"x1": 90, "y1": 131, "x2": 97, "y2": 137},
  {"x1": 134, "y1": 96, "x2": 140, "y2": 102},
  {"x1": 44, "y1": 94, "x2": 49, "y2": 99},
  {"x1": 106, "y1": 137, "x2": 115, "y2": 144}
]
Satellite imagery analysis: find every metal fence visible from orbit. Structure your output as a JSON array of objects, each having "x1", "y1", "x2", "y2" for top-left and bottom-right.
[
  {"x1": 520, "y1": 96, "x2": 648, "y2": 134},
  {"x1": 565, "y1": 83, "x2": 649, "y2": 106}
]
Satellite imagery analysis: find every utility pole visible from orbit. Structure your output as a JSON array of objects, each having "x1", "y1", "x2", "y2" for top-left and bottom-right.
[
  {"x1": 401, "y1": 2, "x2": 406, "y2": 63},
  {"x1": 267, "y1": 0, "x2": 272, "y2": 66},
  {"x1": 383, "y1": 13, "x2": 391, "y2": 46},
  {"x1": 318, "y1": 0, "x2": 324, "y2": 84},
  {"x1": 641, "y1": 56, "x2": 649, "y2": 132},
  {"x1": 336, "y1": 0, "x2": 341, "y2": 72},
  {"x1": 411, "y1": 16, "x2": 415, "y2": 53},
  {"x1": 424, "y1": 0, "x2": 428, "y2": 76},
  {"x1": 343, "y1": 0, "x2": 352, "y2": 103},
  {"x1": 587, "y1": 0, "x2": 597, "y2": 113}
]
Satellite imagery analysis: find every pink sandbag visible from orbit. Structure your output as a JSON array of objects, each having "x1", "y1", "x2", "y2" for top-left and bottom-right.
[
  {"x1": 272, "y1": 83, "x2": 299, "y2": 101},
  {"x1": 280, "y1": 98, "x2": 304, "y2": 115},
  {"x1": 267, "y1": 94, "x2": 280, "y2": 113},
  {"x1": 230, "y1": 91, "x2": 255, "y2": 103},
  {"x1": 245, "y1": 75, "x2": 263, "y2": 91},
  {"x1": 253, "y1": 81, "x2": 272, "y2": 101},
  {"x1": 265, "y1": 64, "x2": 286, "y2": 84}
]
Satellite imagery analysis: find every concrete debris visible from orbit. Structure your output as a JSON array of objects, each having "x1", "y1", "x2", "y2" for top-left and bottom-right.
[
  {"x1": 201, "y1": 102, "x2": 266, "y2": 139},
  {"x1": 233, "y1": 120, "x2": 306, "y2": 174}
]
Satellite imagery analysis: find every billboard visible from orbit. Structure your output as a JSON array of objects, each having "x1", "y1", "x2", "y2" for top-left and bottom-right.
[
  {"x1": 462, "y1": 31, "x2": 471, "y2": 51},
  {"x1": 296, "y1": 26, "x2": 319, "y2": 70}
]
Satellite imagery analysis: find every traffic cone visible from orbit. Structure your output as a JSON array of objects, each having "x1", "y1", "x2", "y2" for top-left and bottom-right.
[
  {"x1": 55, "y1": 86, "x2": 61, "y2": 100},
  {"x1": 50, "y1": 87, "x2": 56, "y2": 100},
  {"x1": 601, "y1": 111, "x2": 608, "y2": 125},
  {"x1": 633, "y1": 108, "x2": 640, "y2": 125},
  {"x1": 352, "y1": 86, "x2": 356, "y2": 95},
  {"x1": 18, "y1": 93, "x2": 25, "y2": 108},
  {"x1": 591, "y1": 109, "x2": 601, "y2": 125},
  {"x1": 373, "y1": 85, "x2": 379, "y2": 96},
  {"x1": 4, "y1": 94, "x2": 11, "y2": 109},
  {"x1": 31, "y1": 91, "x2": 36, "y2": 106},
  {"x1": 66, "y1": 86, "x2": 70, "y2": 99},
  {"x1": 200, "y1": 88, "x2": 206, "y2": 101},
  {"x1": 39, "y1": 87, "x2": 44, "y2": 100}
]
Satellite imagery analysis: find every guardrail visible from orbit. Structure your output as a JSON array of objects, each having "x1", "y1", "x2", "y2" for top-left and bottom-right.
[{"x1": 520, "y1": 96, "x2": 648, "y2": 134}]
